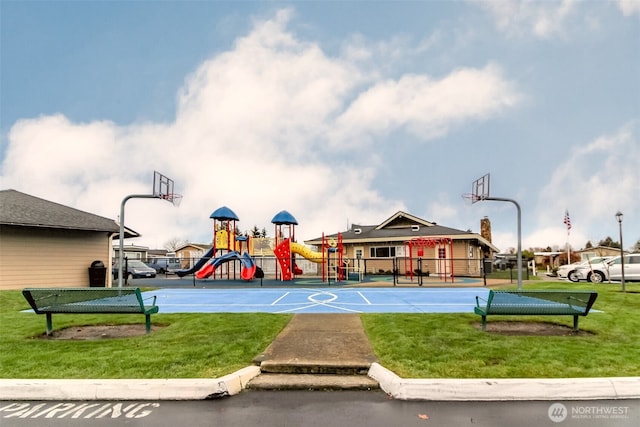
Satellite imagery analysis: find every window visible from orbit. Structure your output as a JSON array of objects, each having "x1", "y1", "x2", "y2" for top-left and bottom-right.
[{"x1": 370, "y1": 246, "x2": 396, "y2": 258}]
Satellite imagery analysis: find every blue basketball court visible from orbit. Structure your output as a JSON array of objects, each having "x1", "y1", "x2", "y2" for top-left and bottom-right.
[{"x1": 144, "y1": 287, "x2": 491, "y2": 314}]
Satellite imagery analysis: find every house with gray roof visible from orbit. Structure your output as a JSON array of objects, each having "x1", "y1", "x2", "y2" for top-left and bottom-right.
[
  {"x1": 305, "y1": 211, "x2": 499, "y2": 278},
  {"x1": 0, "y1": 189, "x2": 136, "y2": 289}
]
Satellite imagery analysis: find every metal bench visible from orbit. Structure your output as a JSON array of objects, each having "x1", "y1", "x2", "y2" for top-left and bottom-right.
[
  {"x1": 22, "y1": 287, "x2": 159, "y2": 335},
  {"x1": 474, "y1": 290, "x2": 598, "y2": 332}
]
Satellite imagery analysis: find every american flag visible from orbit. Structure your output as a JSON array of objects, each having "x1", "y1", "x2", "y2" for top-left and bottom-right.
[{"x1": 563, "y1": 210, "x2": 572, "y2": 231}]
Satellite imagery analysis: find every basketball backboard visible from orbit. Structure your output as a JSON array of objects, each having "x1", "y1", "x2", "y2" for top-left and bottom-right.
[
  {"x1": 153, "y1": 170, "x2": 181, "y2": 206},
  {"x1": 470, "y1": 173, "x2": 490, "y2": 203},
  {"x1": 153, "y1": 171, "x2": 174, "y2": 198}
]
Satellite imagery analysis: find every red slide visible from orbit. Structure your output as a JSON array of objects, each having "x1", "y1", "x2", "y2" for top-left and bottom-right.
[{"x1": 196, "y1": 262, "x2": 215, "y2": 279}]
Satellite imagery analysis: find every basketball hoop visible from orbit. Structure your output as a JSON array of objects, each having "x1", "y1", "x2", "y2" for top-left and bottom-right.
[
  {"x1": 462, "y1": 193, "x2": 481, "y2": 205},
  {"x1": 162, "y1": 193, "x2": 183, "y2": 207}
]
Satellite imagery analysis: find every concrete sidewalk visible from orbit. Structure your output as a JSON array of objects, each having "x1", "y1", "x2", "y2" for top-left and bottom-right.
[{"x1": 1, "y1": 314, "x2": 639, "y2": 401}]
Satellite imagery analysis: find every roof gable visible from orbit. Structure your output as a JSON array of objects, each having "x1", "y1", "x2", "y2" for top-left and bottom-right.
[
  {"x1": 306, "y1": 211, "x2": 497, "y2": 249},
  {"x1": 0, "y1": 189, "x2": 120, "y2": 233},
  {"x1": 376, "y1": 211, "x2": 435, "y2": 230}
]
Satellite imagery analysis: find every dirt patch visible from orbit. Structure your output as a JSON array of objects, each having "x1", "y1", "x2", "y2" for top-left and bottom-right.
[
  {"x1": 475, "y1": 321, "x2": 594, "y2": 336},
  {"x1": 39, "y1": 324, "x2": 165, "y2": 340}
]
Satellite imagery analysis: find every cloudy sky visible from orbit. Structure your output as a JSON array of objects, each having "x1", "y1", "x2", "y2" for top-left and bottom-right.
[{"x1": 1, "y1": 0, "x2": 639, "y2": 253}]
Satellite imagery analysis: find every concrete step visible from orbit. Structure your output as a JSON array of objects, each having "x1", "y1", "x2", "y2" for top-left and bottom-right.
[
  {"x1": 247, "y1": 373, "x2": 379, "y2": 391},
  {"x1": 259, "y1": 361, "x2": 371, "y2": 375}
]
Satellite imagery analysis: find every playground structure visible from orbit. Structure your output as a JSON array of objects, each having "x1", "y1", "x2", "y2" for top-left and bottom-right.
[
  {"x1": 177, "y1": 206, "x2": 259, "y2": 281},
  {"x1": 180, "y1": 207, "x2": 351, "y2": 283},
  {"x1": 403, "y1": 237, "x2": 455, "y2": 283},
  {"x1": 270, "y1": 211, "x2": 346, "y2": 282}
]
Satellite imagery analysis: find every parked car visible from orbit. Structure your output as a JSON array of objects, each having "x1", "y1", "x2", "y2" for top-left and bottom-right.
[
  {"x1": 562, "y1": 257, "x2": 611, "y2": 282},
  {"x1": 557, "y1": 262, "x2": 582, "y2": 279},
  {"x1": 570, "y1": 254, "x2": 640, "y2": 283},
  {"x1": 147, "y1": 257, "x2": 182, "y2": 274},
  {"x1": 607, "y1": 254, "x2": 640, "y2": 282},
  {"x1": 112, "y1": 260, "x2": 156, "y2": 279}
]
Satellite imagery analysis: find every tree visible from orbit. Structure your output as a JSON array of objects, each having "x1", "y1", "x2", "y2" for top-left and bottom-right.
[
  {"x1": 584, "y1": 241, "x2": 593, "y2": 249},
  {"x1": 633, "y1": 239, "x2": 640, "y2": 252},
  {"x1": 598, "y1": 237, "x2": 621, "y2": 249},
  {"x1": 522, "y1": 249, "x2": 535, "y2": 260},
  {"x1": 249, "y1": 226, "x2": 268, "y2": 238},
  {"x1": 164, "y1": 238, "x2": 188, "y2": 252}
]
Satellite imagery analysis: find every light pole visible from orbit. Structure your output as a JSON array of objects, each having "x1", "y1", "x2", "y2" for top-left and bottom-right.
[{"x1": 615, "y1": 211, "x2": 625, "y2": 292}]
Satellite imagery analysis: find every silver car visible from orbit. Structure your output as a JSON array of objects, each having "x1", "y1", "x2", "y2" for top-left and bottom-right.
[
  {"x1": 564, "y1": 257, "x2": 611, "y2": 282},
  {"x1": 567, "y1": 257, "x2": 612, "y2": 283},
  {"x1": 607, "y1": 254, "x2": 640, "y2": 282},
  {"x1": 113, "y1": 260, "x2": 157, "y2": 279}
]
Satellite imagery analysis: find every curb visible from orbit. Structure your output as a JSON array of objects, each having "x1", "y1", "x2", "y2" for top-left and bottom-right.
[
  {"x1": 368, "y1": 363, "x2": 640, "y2": 401},
  {"x1": 1, "y1": 366, "x2": 639, "y2": 401},
  {"x1": 0, "y1": 366, "x2": 260, "y2": 401}
]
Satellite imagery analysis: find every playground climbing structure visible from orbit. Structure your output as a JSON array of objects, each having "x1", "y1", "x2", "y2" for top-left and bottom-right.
[{"x1": 404, "y1": 237, "x2": 454, "y2": 282}]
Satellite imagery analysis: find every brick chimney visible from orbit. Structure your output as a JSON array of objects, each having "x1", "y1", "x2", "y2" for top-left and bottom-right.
[{"x1": 480, "y1": 216, "x2": 492, "y2": 243}]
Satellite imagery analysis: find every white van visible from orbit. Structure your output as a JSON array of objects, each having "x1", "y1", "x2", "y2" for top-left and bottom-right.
[{"x1": 147, "y1": 257, "x2": 181, "y2": 274}]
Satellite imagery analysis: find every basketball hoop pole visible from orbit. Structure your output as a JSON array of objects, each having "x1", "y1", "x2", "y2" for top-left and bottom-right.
[
  {"x1": 484, "y1": 196, "x2": 523, "y2": 290},
  {"x1": 118, "y1": 194, "x2": 161, "y2": 288},
  {"x1": 116, "y1": 171, "x2": 179, "y2": 287}
]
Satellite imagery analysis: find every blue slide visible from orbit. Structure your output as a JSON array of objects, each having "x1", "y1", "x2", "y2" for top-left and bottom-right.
[
  {"x1": 196, "y1": 251, "x2": 256, "y2": 280},
  {"x1": 176, "y1": 247, "x2": 214, "y2": 277}
]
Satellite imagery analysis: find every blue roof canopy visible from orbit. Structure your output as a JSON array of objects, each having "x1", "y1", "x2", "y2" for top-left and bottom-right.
[
  {"x1": 271, "y1": 210, "x2": 298, "y2": 225},
  {"x1": 210, "y1": 206, "x2": 239, "y2": 221}
]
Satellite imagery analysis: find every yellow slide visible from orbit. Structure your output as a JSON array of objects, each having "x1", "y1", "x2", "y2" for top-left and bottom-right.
[{"x1": 290, "y1": 242, "x2": 324, "y2": 263}]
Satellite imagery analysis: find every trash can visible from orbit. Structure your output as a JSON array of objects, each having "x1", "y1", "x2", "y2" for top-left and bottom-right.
[
  {"x1": 88, "y1": 260, "x2": 107, "y2": 287},
  {"x1": 483, "y1": 259, "x2": 493, "y2": 275}
]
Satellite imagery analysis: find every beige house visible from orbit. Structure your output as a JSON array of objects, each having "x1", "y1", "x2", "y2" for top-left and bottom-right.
[
  {"x1": 0, "y1": 189, "x2": 135, "y2": 290},
  {"x1": 175, "y1": 243, "x2": 212, "y2": 269},
  {"x1": 305, "y1": 211, "x2": 499, "y2": 277},
  {"x1": 576, "y1": 246, "x2": 622, "y2": 260}
]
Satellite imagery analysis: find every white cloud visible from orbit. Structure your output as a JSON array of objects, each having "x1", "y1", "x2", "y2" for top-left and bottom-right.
[
  {"x1": 616, "y1": 0, "x2": 640, "y2": 16},
  {"x1": 535, "y1": 122, "x2": 640, "y2": 248},
  {"x1": 479, "y1": 0, "x2": 580, "y2": 39},
  {"x1": 1, "y1": 9, "x2": 521, "y2": 249},
  {"x1": 330, "y1": 64, "x2": 520, "y2": 148}
]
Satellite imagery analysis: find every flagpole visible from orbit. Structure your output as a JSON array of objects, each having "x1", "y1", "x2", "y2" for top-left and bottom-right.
[
  {"x1": 564, "y1": 210, "x2": 571, "y2": 265},
  {"x1": 567, "y1": 231, "x2": 570, "y2": 265}
]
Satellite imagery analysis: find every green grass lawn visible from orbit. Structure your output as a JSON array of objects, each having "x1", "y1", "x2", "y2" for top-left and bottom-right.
[
  {"x1": 363, "y1": 281, "x2": 640, "y2": 378},
  {"x1": 1, "y1": 281, "x2": 638, "y2": 379},
  {"x1": 0, "y1": 292, "x2": 292, "y2": 379}
]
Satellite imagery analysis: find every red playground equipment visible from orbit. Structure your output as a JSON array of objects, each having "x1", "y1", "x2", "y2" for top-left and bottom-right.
[
  {"x1": 404, "y1": 237, "x2": 454, "y2": 282},
  {"x1": 271, "y1": 210, "x2": 345, "y2": 282},
  {"x1": 272, "y1": 210, "x2": 301, "y2": 281},
  {"x1": 321, "y1": 232, "x2": 344, "y2": 282},
  {"x1": 194, "y1": 206, "x2": 257, "y2": 281}
]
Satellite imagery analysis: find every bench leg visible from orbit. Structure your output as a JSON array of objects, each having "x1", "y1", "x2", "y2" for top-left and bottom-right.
[
  {"x1": 46, "y1": 313, "x2": 53, "y2": 336},
  {"x1": 573, "y1": 315, "x2": 579, "y2": 332},
  {"x1": 481, "y1": 315, "x2": 487, "y2": 332},
  {"x1": 145, "y1": 314, "x2": 151, "y2": 334}
]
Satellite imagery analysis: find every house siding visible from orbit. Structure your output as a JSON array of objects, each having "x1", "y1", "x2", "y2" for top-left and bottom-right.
[
  {"x1": 0, "y1": 226, "x2": 113, "y2": 290},
  {"x1": 339, "y1": 239, "x2": 484, "y2": 277}
]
